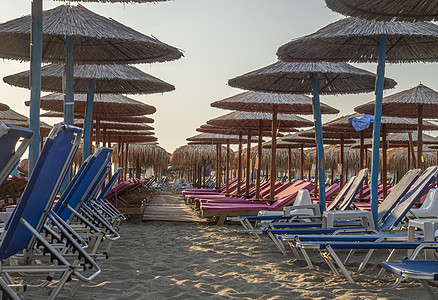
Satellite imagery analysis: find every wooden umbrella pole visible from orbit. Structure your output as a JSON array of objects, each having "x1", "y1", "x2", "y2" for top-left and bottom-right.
[
  {"x1": 256, "y1": 121, "x2": 263, "y2": 199},
  {"x1": 407, "y1": 145, "x2": 411, "y2": 172},
  {"x1": 408, "y1": 132, "x2": 417, "y2": 168},
  {"x1": 102, "y1": 125, "x2": 107, "y2": 148},
  {"x1": 237, "y1": 133, "x2": 243, "y2": 195},
  {"x1": 125, "y1": 143, "x2": 129, "y2": 181},
  {"x1": 108, "y1": 132, "x2": 112, "y2": 178},
  {"x1": 245, "y1": 130, "x2": 252, "y2": 197},
  {"x1": 226, "y1": 140, "x2": 230, "y2": 194},
  {"x1": 218, "y1": 143, "x2": 222, "y2": 190},
  {"x1": 96, "y1": 116, "x2": 101, "y2": 147},
  {"x1": 202, "y1": 163, "x2": 206, "y2": 187},
  {"x1": 269, "y1": 105, "x2": 278, "y2": 202},
  {"x1": 300, "y1": 144, "x2": 304, "y2": 180},
  {"x1": 340, "y1": 134, "x2": 345, "y2": 189},
  {"x1": 288, "y1": 146, "x2": 292, "y2": 183},
  {"x1": 382, "y1": 125, "x2": 388, "y2": 199},
  {"x1": 359, "y1": 131, "x2": 365, "y2": 197},
  {"x1": 216, "y1": 143, "x2": 220, "y2": 190},
  {"x1": 417, "y1": 104, "x2": 423, "y2": 170}
]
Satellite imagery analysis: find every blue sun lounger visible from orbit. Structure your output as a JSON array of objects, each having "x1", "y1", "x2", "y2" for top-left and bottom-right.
[
  {"x1": 255, "y1": 167, "x2": 434, "y2": 256},
  {"x1": 0, "y1": 124, "x2": 33, "y2": 187},
  {"x1": 382, "y1": 243, "x2": 438, "y2": 299},
  {"x1": 0, "y1": 124, "x2": 102, "y2": 299}
]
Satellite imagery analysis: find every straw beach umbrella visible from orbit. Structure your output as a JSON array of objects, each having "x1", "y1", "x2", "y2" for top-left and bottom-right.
[
  {"x1": 0, "y1": 4, "x2": 182, "y2": 173},
  {"x1": 325, "y1": 0, "x2": 438, "y2": 22},
  {"x1": 73, "y1": 120, "x2": 154, "y2": 131},
  {"x1": 7, "y1": 63, "x2": 171, "y2": 160},
  {"x1": 228, "y1": 60, "x2": 396, "y2": 211},
  {"x1": 41, "y1": 111, "x2": 155, "y2": 124},
  {"x1": 355, "y1": 84, "x2": 438, "y2": 170},
  {"x1": 208, "y1": 110, "x2": 313, "y2": 199},
  {"x1": 211, "y1": 91, "x2": 339, "y2": 200},
  {"x1": 276, "y1": 17, "x2": 438, "y2": 222},
  {"x1": 187, "y1": 133, "x2": 259, "y2": 194},
  {"x1": 0, "y1": 109, "x2": 52, "y2": 137}
]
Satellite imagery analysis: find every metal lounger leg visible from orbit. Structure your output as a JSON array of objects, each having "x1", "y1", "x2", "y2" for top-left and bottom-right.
[
  {"x1": 358, "y1": 249, "x2": 375, "y2": 274},
  {"x1": 267, "y1": 231, "x2": 287, "y2": 256},
  {"x1": 287, "y1": 241, "x2": 300, "y2": 259},
  {"x1": 326, "y1": 245, "x2": 356, "y2": 284},
  {"x1": 344, "y1": 249, "x2": 355, "y2": 265},
  {"x1": 320, "y1": 250, "x2": 340, "y2": 277},
  {"x1": 376, "y1": 249, "x2": 398, "y2": 279},
  {"x1": 419, "y1": 279, "x2": 438, "y2": 300}
]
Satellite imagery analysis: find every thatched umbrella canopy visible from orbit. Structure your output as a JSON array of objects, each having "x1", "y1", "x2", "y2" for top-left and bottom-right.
[
  {"x1": 229, "y1": 61, "x2": 396, "y2": 94},
  {"x1": 325, "y1": 0, "x2": 438, "y2": 22},
  {"x1": 187, "y1": 133, "x2": 259, "y2": 144},
  {"x1": 73, "y1": 119, "x2": 154, "y2": 131},
  {"x1": 228, "y1": 60, "x2": 396, "y2": 210},
  {"x1": 170, "y1": 144, "x2": 230, "y2": 170},
  {"x1": 196, "y1": 124, "x2": 288, "y2": 136},
  {"x1": 4, "y1": 64, "x2": 175, "y2": 95},
  {"x1": 0, "y1": 109, "x2": 52, "y2": 137},
  {"x1": 211, "y1": 91, "x2": 339, "y2": 114},
  {"x1": 276, "y1": 17, "x2": 438, "y2": 219},
  {"x1": 362, "y1": 132, "x2": 438, "y2": 147},
  {"x1": 0, "y1": 103, "x2": 9, "y2": 111},
  {"x1": 356, "y1": 84, "x2": 438, "y2": 169},
  {"x1": 41, "y1": 111, "x2": 154, "y2": 123},
  {"x1": 28, "y1": 93, "x2": 156, "y2": 116},
  {"x1": 0, "y1": 4, "x2": 182, "y2": 64}
]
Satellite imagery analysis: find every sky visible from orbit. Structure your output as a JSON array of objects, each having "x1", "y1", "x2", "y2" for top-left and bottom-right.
[{"x1": 1, "y1": 0, "x2": 438, "y2": 154}]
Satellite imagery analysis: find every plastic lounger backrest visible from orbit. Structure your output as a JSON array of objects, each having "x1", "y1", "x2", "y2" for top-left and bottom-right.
[
  {"x1": 377, "y1": 169, "x2": 422, "y2": 222},
  {"x1": 53, "y1": 147, "x2": 112, "y2": 222},
  {"x1": 337, "y1": 168, "x2": 369, "y2": 211},
  {"x1": 0, "y1": 125, "x2": 81, "y2": 260},
  {"x1": 271, "y1": 181, "x2": 313, "y2": 209},
  {"x1": 327, "y1": 176, "x2": 356, "y2": 211},
  {"x1": 0, "y1": 124, "x2": 33, "y2": 187},
  {"x1": 378, "y1": 166, "x2": 438, "y2": 231}
]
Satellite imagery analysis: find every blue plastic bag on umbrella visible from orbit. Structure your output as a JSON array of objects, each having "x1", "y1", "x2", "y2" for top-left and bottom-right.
[{"x1": 348, "y1": 114, "x2": 374, "y2": 132}]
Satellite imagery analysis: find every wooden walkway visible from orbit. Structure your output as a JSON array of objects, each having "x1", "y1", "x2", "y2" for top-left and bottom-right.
[{"x1": 142, "y1": 192, "x2": 205, "y2": 222}]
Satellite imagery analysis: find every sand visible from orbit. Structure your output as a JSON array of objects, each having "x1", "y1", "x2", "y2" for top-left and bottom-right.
[{"x1": 23, "y1": 194, "x2": 431, "y2": 299}]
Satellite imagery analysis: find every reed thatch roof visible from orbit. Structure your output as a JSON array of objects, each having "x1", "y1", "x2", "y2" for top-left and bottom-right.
[
  {"x1": 0, "y1": 103, "x2": 9, "y2": 111},
  {"x1": 325, "y1": 0, "x2": 438, "y2": 22},
  {"x1": 388, "y1": 147, "x2": 436, "y2": 174},
  {"x1": 41, "y1": 111, "x2": 154, "y2": 123},
  {"x1": 102, "y1": 129, "x2": 154, "y2": 136},
  {"x1": 280, "y1": 132, "x2": 317, "y2": 145},
  {"x1": 296, "y1": 129, "x2": 357, "y2": 143},
  {"x1": 196, "y1": 124, "x2": 287, "y2": 136},
  {"x1": 355, "y1": 84, "x2": 438, "y2": 118},
  {"x1": 276, "y1": 17, "x2": 438, "y2": 63},
  {"x1": 207, "y1": 111, "x2": 313, "y2": 130},
  {"x1": 186, "y1": 133, "x2": 260, "y2": 144},
  {"x1": 170, "y1": 144, "x2": 230, "y2": 169},
  {"x1": 108, "y1": 135, "x2": 157, "y2": 143},
  {"x1": 325, "y1": 112, "x2": 438, "y2": 133},
  {"x1": 114, "y1": 143, "x2": 169, "y2": 173},
  {"x1": 356, "y1": 132, "x2": 438, "y2": 148},
  {"x1": 324, "y1": 145, "x2": 363, "y2": 171},
  {"x1": 0, "y1": 4, "x2": 182, "y2": 64},
  {"x1": 30, "y1": 93, "x2": 156, "y2": 116},
  {"x1": 73, "y1": 119, "x2": 154, "y2": 131},
  {"x1": 211, "y1": 91, "x2": 339, "y2": 114},
  {"x1": 228, "y1": 61, "x2": 396, "y2": 95},
  {"x1": 0, "y1": 109, "x2": 52, "y2": 137},
  {"x1": 263, "y1": 137, "x2": 312, "y2": 149},
  {"x1": 4, "y1": 64, "x2": 175, "y2": 94}
]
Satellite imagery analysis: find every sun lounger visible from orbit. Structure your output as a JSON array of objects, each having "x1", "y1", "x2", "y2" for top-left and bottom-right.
[
  {"x1": 408, "y1": 188, "x2": 438, "y2": 218},
  {"x1": 200, "y1": 180, "x2": 314, "y2": 225}
]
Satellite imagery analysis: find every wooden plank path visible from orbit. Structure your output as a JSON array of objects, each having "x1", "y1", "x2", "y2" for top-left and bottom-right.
[{"x1": 142, "y1": 192, "x2": 205, "y2": 222}]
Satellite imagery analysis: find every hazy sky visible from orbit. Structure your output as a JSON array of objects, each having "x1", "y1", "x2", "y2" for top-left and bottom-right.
[{"x1": 1, "y1": 0, "x2": 438, "y2": 154}]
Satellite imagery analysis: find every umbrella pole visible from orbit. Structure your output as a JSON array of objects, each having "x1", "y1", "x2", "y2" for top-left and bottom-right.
[
  {"x1": 270, "y1": 105, "x2": 278, "y2": 202},
  {"x1": 340, "y1": 134, "x2": 345, "y2": 189},
  {"x1": 218, "y1": 143, "x2": 222, "y2": 190},
  {"x1": 245, "y1": 130, "x2": 252, "y2": 198},
  {"x1": 300, "y1": 144, "x2": 304, "y2": 180},
  {"x1": 359, "y1": 131, "x2": 365, "y2": 197},
  {"x1": 288, "y1": 146, "x2": 292, "y2": 183},
  {"x1": 314, "y1": 148, "x2": 318, "y2": 197},
  {"x1": 370, "y1": 35, "x2": 387, "y2": 227},
  {"x1": 83, "y1": 79, "x2": 95, "y2": 161},
  {"x1": 29, "y1": 0, "x2": 43, "y2": 176},
  {"x1": 382, "y1": 125, "x2": 388, "y2": 199},
  {"x1": 408, "y1": 132, "x2": 417, "y2": 168},
  {"x1": 125, "y1": 143, "x2": 129, "y2": 181},
  {"x1": 417, "y1": 104, "x2": 423, "y2": 169},
  {"x1": 216, "y1": 144, "x2": 220, "y2": 190},
  {"x1": 226, "y1": 140, "x2": 230, "y2": 194},
  {"x1": 407, "y1": 145, "x2": 411, "y2": 172},
  {"x1": 310, "y1": 73, "x2": 326, "y2": 212},
  {"x1": 237, "y1": 133, "x2": 243, "y2": 195},
  {"x1": 256, "y1": 121, "x2": 263, "y2": 199}
]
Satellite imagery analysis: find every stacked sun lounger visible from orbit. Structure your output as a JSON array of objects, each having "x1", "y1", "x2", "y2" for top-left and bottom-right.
[{"x1": 0, "y1": 124, "x2": 126, "y2": 299}]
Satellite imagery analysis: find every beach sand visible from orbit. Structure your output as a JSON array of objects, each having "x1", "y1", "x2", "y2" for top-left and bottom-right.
[{"x1": 24, "y1": 194, "x2": 431, "y2": 299}]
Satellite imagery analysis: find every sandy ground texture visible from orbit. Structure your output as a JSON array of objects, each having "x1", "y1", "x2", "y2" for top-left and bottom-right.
[{"x1": 21, "y1": 200, "x2": 433, "y2": 299}]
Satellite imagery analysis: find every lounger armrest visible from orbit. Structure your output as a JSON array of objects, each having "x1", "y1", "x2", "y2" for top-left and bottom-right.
[
  {"x1": 410, "y1": 243, "x2": 438, "y2": 260},
  {"x1": 284, "y1": 204, "x2": 321, "y2": 217},
  {"x1": 67, "y1": 205, "x2": 102, "y2": 233},
  {"x1": 80, "y1": 205, "x2": 120, "y2": 241}
]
